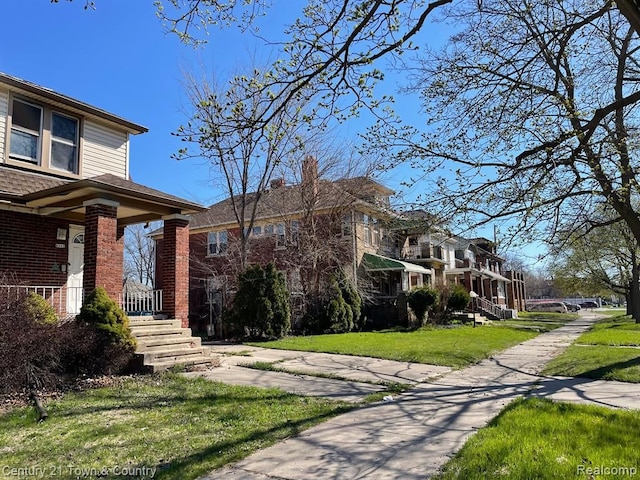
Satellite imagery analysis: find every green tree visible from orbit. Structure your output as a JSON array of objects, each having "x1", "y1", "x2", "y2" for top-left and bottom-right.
[
  {"x1": 551, "y1": 214, "x2": 639, "y2": 318},
  {"x1": 407, "y1": 286, "x2": 439, "y2": 326},
  {"x1": 229, "y1": 263, "x2": 291, "y2": 339},
  {"x1": 77, "y1": 287, "x2": 136, "y2": 349},
  {"x1": 447, "y1": 284, "x2": 470, "y2": 312}
]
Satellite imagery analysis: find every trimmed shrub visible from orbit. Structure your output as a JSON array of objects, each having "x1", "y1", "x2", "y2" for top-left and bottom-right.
[
  {"x1": 447, "y1": 284, "x2": 471, "y2": 312},
  {"x1": 229, "y1": 264, "x2": 291, "y2": 339},
  {"x1": 23, "y1": 292, "x2": 58, "y2": 325},
  {"x1": 77, "y1": 287, "x2": 136, "y2": 349},
  {"x1": 338, "y1": 272, "x2": 362, "y2": 330},
  {"x1": 297, "y1": 272, "x2": 362, "y2": 335},
  {"x1": 407, "y1": 286, "x2": 440, "y2": 326}
]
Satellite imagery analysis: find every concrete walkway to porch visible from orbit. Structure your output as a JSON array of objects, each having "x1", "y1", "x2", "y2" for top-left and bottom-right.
[{"x1": 198, "y1": 312, "x2": 640, "y2": 479}]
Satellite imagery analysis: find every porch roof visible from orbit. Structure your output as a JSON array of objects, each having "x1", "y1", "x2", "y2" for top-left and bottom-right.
[
  {"x1": 445, "y1": 267, "x2": 511, "y2": 283},
  {"x1": 363, "y1": 253, "x2": 433, "y2": 275},
  {"x1": 3, "y1": 168, "x2": 205, "y2": 226}
]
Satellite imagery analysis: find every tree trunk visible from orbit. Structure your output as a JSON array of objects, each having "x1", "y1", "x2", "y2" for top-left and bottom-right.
[
  {"x1": 30, "y1": 389, "x2": 48, "y2": 422},
  {"x1": 631, "y1": 261, "x2": 640, "y2": 323}
]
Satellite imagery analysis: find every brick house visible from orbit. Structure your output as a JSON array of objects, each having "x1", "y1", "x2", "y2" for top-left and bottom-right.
[
  {"x1": 154, "y1": 157, "x2": 525, "y2": 332},
  {"x1": 0, "y1": 73, "x2": 203, "y2": 327}
]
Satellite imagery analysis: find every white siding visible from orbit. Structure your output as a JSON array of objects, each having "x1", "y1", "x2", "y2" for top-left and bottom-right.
[
  {"x1": 0, "y1": 90, "x2": 8, "y2": 161},
  {"x1": 82, "y1": 120, "x2": 128, "y2": 178}
]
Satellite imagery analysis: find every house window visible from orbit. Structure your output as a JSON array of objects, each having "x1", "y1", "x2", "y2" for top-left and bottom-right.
[
  {"x1": 207, "y1": 230, "x2": 228, "y2": 255},
  {"x1": 363, "y1": 215, "x2": 372, "y2": 245},
  {"x1": 342, "y1": 214, "x2": 352, "y2": 237},
  {"x1": 8, "y1": 97, "x2": 80, "y2": 174},
  {"x1": 10, "y1": 99, "x2": 42, "y2": 163},
  {"x1": 372, "y1": 218, "x2": 380, "y2": 246},
  {"x1": 252, "y1": 226, "x2": 262, "y2": 236},
  {"x1": 264, "y1": 224, "x2": 274, "y2": 235},
  {"x1": 51, "y1": 112, "x2": 79, "y2": 173},
  {"x1": 275, "y1": 223, "x2": 286, "y2": 248}
]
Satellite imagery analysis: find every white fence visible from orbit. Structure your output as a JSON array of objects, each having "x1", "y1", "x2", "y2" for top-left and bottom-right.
[{"x1": 2, "y1": 285, "x2": 163, "y2": 318}]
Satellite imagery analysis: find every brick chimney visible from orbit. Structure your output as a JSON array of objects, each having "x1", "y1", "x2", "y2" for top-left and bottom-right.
[
  {"x1": 270, "y1": 178, "x2": 285, "y2": 189},
  {"x1": 302, "y1": 155, "x2": 319, "y2": 196}
]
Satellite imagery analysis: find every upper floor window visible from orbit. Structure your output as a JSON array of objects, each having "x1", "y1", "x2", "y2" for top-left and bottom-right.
[
  {"x1": 275, "y1": 223, "x2": 286, "y2": 248},
  {"x1": 10, "y1": 99, "x2": 41, "y2": 163},
  {"x1": 8, "y1": 97, "x2": 80, "y2": 175},
  {"x1": 342, "y1": 214, "x2": 352, "y2": 237},
  {"x1": 51, "y1": 113, "x2": 79, "y2": 173},
  {"x1": 363, "y1": 214, "x2": 372, "y2": 245},
  {"x1": 290, "y1": 220, "x2": 299, "y2": 246},
  {"x1": 207, "y1": 230, "x2": 228, "y2": 255}
]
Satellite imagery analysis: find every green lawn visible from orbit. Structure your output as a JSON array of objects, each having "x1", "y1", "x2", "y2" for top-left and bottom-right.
[
  {"x1": 543, "y1": 315, "x2": 640, "y2": 382},
  {"x1": 0, "y1": 374, "x2": 351, "y2": 480},
  {"x1": 435, "y1": 397, "x2": 640, "y2": 479},
  {"x1": 576, "y1": 315, "x2": 640, "y2": 346},
  {"x1": 249, "y1": 326, "x2": 538, "y2": 368}
]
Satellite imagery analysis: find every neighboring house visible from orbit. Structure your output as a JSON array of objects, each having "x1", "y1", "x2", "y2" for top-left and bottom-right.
[
  {"x1": 0, "y1": 73, "x2": 203, "y2": 327},
  {"x1": 154, "y1": 157, "x2": 527, "y2": 332}
]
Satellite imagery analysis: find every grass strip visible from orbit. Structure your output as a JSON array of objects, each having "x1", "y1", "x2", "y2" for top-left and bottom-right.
[
  {"x1": 249, "y1": 326, "x2": 537, "y2": 369},
  {"x1": 543, "y1": 345, "x2": 640, "y2": 382},
  {"x1": 0, "y1": 374, "x2": 352, "y2": 480},
  {"x1": 435, "y1": 397, "x2": 640, "y2": 479}
]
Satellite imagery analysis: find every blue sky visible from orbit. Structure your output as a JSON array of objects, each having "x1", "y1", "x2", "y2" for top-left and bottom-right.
[
  {"x1": 2, "y1": 1, "x2": 441, "y2": 205},
  {"x1": 2, "y1": 1, "x2": 545, "y2": 265}
]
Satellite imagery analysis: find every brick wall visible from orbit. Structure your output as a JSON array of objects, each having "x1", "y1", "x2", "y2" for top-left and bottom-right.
[
  {"x1": 161, "y1": 216, "x2": 190, "y2": 327},
  {"x1": 83, "y1": 203, "x2": 123, "y2": 302},
  {"x1": 0, "y1": 210, "x2": 71, "y2": 286}
]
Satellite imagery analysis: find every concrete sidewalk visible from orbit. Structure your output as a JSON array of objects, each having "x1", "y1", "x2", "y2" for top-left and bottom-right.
[
  {"x1": 188, "y1": 344, "x2": 451, "y2": 403},
  {"x1": 200, "y1": 313, "x2": 639, "y2": 479}
]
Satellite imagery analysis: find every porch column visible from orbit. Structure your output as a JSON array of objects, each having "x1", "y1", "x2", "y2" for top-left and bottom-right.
[
  {"x1": 83, "y1": 199, "x2": 123, "y2": 303},
  {"x1": 162, "y1": 214, "x2": 190, "y2": 327}
]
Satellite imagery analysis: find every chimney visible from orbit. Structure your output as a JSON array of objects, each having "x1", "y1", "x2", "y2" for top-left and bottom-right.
[
  {"x1": 270, "y1": 178, "x2": 285, "y2": 189},
  {"x1": 302, "y1": 155, "x2": 319, "y2": 196}
]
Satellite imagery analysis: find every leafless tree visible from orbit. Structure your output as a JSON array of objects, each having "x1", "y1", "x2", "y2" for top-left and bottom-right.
[
  {"x1": 366, "y1": 1, "x2": 640, "y2": 264},
  {"x1": 176, "y1": 70, "x2": 307, "y2": 269},
  {"x1": 124, "y1": 223, "x2": 157, "y2": 286}
]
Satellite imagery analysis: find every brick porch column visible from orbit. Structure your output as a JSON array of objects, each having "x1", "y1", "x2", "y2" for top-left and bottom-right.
[
  {"x1": 83, "y1": 199, "x2": 123, "y2": 303},
  {"x1": 162, "y1": 214, "x2": 190, "y2": 327}
]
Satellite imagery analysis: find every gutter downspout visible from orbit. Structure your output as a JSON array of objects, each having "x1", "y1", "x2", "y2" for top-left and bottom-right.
[{"x1": 351, "y1": 210, "x2": 358, "y2": 288}]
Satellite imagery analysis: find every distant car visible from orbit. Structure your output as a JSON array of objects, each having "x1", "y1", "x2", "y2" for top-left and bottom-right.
[
  {"x1": 564, "y1": 303, "x2": 581, "y2": 312},
  {"x1": 527, "y1": 302, "x2": 568, "y2": 313},
  {"x1": 579, "y1": 301, "x2": 599, "y2": 309}
]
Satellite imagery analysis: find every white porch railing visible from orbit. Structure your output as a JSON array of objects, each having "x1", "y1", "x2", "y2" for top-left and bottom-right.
[
  {"x1": 475, "y1": 296, "x2": 510, "y2": 320},
  {"x1": 1, "y1": 285, "x2": 84, "y2": 317},
  {"x1": 119, "y1": 289, "x2": 163, "y2": 316},
  {"x1": 2, "y1": 286, "x2": 164, "y2": 318}
]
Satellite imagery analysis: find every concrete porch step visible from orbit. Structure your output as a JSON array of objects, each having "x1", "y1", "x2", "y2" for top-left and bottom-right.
[
  {"x1": 136, "y1": 335, "x2": 202, "y2": 352},
  {"x1": 129, "y1": 326, "x2": 193, "y2": 338},
  {"x1": 139, "y1": 346, "x2": 207, "y2": 363},
  {"x1": 129, "y1": 319, "x2": 182, "y2": 329},
  {"x1": 129, "y1": 318, "x2": 212, "y2": 372}
]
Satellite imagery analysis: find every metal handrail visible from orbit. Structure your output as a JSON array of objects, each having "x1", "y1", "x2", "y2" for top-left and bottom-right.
[{"x1": 475, "y1": 296, "x2": 509, "y2": 320}]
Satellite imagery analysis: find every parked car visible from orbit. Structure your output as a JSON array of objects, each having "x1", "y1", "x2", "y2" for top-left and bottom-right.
[
  {"x1": 564, "y1": 303, "x2": 581, "y2": 312},
  {"x1": 527, "y1": 302, "x2": 568, "y2": 313},
  {"x1": 579, "y1": 301, "x2": 599, "y2": 309}
]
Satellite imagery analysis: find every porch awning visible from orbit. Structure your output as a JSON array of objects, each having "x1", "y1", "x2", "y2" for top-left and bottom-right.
[{"x1": 363, "y1": 253, "x2": 432, "y2": 274}]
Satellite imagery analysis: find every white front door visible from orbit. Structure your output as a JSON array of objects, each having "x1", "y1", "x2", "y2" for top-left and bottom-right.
[{"x1": 67, "y1": 225, "x2": 85, "y2": 314}]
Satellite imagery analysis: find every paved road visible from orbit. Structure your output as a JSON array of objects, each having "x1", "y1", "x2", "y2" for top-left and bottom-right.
[{"x1": 198, "y1": 312, "x2": 640, "y2": 479}]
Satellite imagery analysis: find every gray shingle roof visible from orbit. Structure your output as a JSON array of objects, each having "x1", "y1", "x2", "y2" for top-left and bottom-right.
[
  {"x1": 189, "y1": 177, "x2": 393, "y2": 230},
  {"x1": 0, "y1": 166, "x2": 70, "y2": 198}
]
